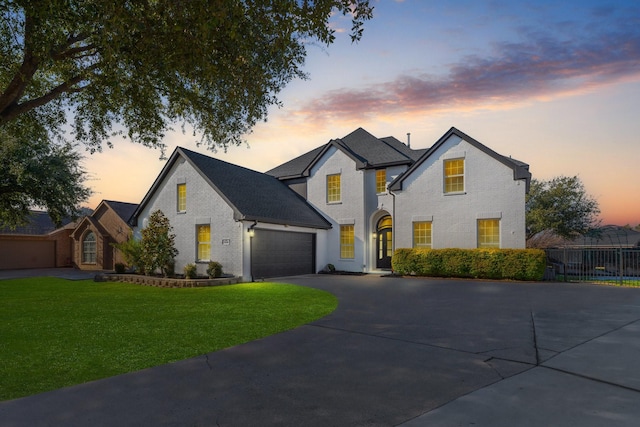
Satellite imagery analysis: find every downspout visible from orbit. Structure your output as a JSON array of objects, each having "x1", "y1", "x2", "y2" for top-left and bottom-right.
[
  {"x1": 389, "y1": 188, "x2": 397, "y2": 273},
  {"x1": 248, "y1": 221, "x2": 257, "y2": 282}
]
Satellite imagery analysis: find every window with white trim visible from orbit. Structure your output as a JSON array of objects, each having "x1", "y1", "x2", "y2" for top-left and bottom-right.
[
  {"x1": 82, "y1": 231, "x2": 97, "y2": 264},
  {"x1": 478, "y1": 219, "x2": 500, "y2": 248},
  {"x1": 444, "y1": 159, "x2": 464, "y2": 193},
  {"x1": 177, "y1": 183, "x2": 187, "y2": 212},
  {"x1": 376, "y1": 169, "x2": 387, "y2": 194},
  {"x1": 413, "y1": 221, "x2": 432, "y2": 249},
  {"x1": 327, "y1": 173, "x2": 341, "y2": 203},
  {"x1": 197, "y1": 224, "x2": 211, "y2": 261},
  {"x1": 340, "y1": 225, "x2": 354, "y2": 259}
]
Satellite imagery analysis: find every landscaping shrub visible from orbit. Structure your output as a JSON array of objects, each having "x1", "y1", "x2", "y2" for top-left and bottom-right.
[
  {"x1": 184, "y1": 263, "x2": 197, "y2": 279},
  {"x1": 207, "y1": 261, "x2": 223, "y2": 278},
  {"x1": 114, "y1": 262, "x2": 126, "y2": 274},
  {"x1": 111, "y1": 236, "x2": 144, "y2": 273},
  {"x1": 392, "y1": 248, "x2": 546, "y2": 281}
]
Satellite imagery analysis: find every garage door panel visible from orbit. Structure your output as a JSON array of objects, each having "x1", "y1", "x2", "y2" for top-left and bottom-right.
[{"x1": 252, "y1": 230, "x2": 315, "y2": 279}]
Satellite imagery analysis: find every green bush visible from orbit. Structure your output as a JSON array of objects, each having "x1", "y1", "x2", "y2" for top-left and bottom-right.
[
  {"x1": 114, "y1": 262, "x2": 126, "y2": 274},
  {"x1": 392, "y1": 248, "x2": 546, "y2": 281},
  {"x1": 207, "y1": 261, "x2": 223, "y2": 278},
  {"x1": 184, "y1": 263, "x2": 197, "y2": 279},
  {"x1": 111, "y1": 236, "x2": 144, "y2": 274}
]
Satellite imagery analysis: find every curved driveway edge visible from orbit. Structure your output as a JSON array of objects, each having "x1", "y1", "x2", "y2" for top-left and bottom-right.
[{"x1": 2, "y1": 275, "x2": 640, "y2": 426}]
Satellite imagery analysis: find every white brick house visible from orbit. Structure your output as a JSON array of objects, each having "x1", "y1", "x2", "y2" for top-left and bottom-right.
[
  {"x1": 389, "y1": 128, "x2": 530, "y2": 251},
  {"x1": 131, "y1": 127, "x2": 530, "y2": 279},
  {"x1": 268, "y1": 127, "x2": 530, "y2": 273}
]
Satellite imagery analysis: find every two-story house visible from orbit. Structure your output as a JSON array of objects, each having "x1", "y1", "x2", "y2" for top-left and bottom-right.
[
  {"x1": 268, "y1": 127, "x2": 531, "y2": 274},
  {"x1": 131, "y1": 127, "x2": 531, "y2": 280}
]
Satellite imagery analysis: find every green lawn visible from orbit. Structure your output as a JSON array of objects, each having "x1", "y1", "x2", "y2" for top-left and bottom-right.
[{"x1": 0, "y1": 278, "x2": 337, "y2": 401}]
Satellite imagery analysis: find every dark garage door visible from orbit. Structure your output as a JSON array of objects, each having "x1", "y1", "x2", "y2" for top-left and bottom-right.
[{"x1": 251, "y1": 230, "x2": 315, "y2": 279}]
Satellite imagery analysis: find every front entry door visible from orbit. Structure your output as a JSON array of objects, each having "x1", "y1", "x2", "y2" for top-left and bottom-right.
[{"x1": 376, "y1": 216, "x2": 392, "y2": 269}]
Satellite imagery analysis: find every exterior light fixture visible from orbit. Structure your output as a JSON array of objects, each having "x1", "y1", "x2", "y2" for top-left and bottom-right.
[{"x1": 248, "y1": 221, "x2": 257, "y2": 237}]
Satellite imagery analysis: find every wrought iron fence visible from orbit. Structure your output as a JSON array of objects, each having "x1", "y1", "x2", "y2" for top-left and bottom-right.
[{"x1": 545, "y1": 248, "x2": 640, "y2": 286}]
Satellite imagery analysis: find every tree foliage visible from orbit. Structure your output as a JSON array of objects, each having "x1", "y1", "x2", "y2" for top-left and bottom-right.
[
  {"x1": 111, "y1": 233, "x2": 144, "y2": 273},
  {"x1": 526, "y1": 176, "x2": 600, "y2": 240},
  {"x1": 140, "y1": 210, "x2": 178, "y2": 277},
  {"x1": 0, "y1": 0, "x2": 373, "y2": 152},
  {"x1": 0, "y1": 0, "x2": 372, "y2": 227},
  {"x1": 0, "y1": 124, "x2": 91, "y2": 228}
]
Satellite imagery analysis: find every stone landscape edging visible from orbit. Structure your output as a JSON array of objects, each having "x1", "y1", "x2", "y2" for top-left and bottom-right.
[{"x1": 95, "y1": 273, "x2": 241, "y2": 288}]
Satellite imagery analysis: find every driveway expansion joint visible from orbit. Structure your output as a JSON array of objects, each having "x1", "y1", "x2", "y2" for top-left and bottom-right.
[{"x1": 541, "y1": 365, "x2": 640, "y2": 394}]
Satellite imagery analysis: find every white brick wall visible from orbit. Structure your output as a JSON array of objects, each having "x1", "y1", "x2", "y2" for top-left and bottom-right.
[
  {"x1": 134, "y1": 156, "x2": 245, "y2": 278},
  {"x1": 307, "y1": 147, "x2": 367, "y2": 271},
  {"x1": 392, "y1": 135, "x2": 527, "y2": 250}
]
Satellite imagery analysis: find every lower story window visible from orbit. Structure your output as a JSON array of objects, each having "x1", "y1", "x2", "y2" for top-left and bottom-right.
[
  {"x1": 340, "y1": 225, "x2": 355, "y2": 259},
  {"x1": 478, "y1": 219, "x2": 500, "y2": 248},
  {"x1": 197, "y1": 225, "x2": 211, "y2": 261},
  {"x1": 82, "y1": 231, "x2": 97, "y2": 264},
  {"x1": 413, "y1": 222, "x2": 432, "y2": 249}
]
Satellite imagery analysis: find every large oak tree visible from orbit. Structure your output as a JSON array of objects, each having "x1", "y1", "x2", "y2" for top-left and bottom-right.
[
  {"x1": 526, "y1": 176, "x2": 601, "y2": 244},
  {"x1": 0, "y1": 0, "x2": 373, "y2": 227}
]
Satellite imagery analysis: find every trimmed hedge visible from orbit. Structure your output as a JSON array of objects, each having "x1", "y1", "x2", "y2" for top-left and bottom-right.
[{"x1": 392, "y1": 248, "x2": 547, "y2": 281}]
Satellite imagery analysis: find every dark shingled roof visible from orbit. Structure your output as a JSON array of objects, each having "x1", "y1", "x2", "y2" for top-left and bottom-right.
[
  {"x1": 132, "y1": 148, "x2": 331, "y2": 229},
  {"x1": 267, "y1": 127, "x2": 421, "y2": 179},
  {"x1": 0, "y1": 211, "x2": 74, "y2": 235},
  {"x1": 265, "y1": 145, "x2": 325, "y2": 179},
  {"x1": 102, "y1": 201, "x2": 139, "y2": 224}
]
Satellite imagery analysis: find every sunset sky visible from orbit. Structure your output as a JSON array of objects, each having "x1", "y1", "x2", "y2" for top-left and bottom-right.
[{"x1": 83, "y1": 0, "x2": 640, "y2": 226}]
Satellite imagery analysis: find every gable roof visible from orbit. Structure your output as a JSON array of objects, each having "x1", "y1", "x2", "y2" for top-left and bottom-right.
[
  {"x1": 102, "y1": 200, "x2": 139, "y2": 224},
  {"x1": 267, "y1": 127, "x2": 421, "y2": 179},
  {"x1": 131, "y1": 147, "x2": 331, "y2": 230},
  {"x1": 70, "y1": 215, "x2": 110, "y2": 240},
  {"x1": 389, "y1": 127, "x2": 531, "y2": 192}
]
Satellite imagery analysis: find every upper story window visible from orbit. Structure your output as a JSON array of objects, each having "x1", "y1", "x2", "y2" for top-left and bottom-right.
[
  {"x1": 376, "y1": 169, "x2": 387, "y2": 194},
  {"x1": 82, "y1": 231, "x2": 97, "y2": 264},
  {"x1": 197, "y1": 224, "x2": 211, "y2": 261},
  {"x1": 413, "y1": 221, "x2": 432, "y2": 249},
  {"x1": 478, "y1": 219, "x2": 500, "y2": 248},
  {"x1": 327, "y1": 173, "x2": 341, "y2": 203},
  {"x1": 444, "y1": 159, "x2": 464, "y2": 193},
  {"x1": 177, "y1": 183, "x2": 187, "y2": 212}
]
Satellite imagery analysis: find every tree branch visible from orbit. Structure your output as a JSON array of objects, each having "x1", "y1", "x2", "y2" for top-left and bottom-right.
[
  {"x1": 51, "y1": 43, "x2": 98, "y2": 61},
  {"x1": 0, "y1": 67, "x2": 95, "y2": 124},
  {"x1": 0, "y1": 14, "x2": 40, "y2": 114}
]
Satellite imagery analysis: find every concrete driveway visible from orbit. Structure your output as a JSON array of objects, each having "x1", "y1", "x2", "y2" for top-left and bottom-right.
[{"x1": 1, "y1": 274, "x2": 640, "y2": 426}]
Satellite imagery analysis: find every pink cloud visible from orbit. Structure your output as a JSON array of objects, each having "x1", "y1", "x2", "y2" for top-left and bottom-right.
[{"x1": 299, "y1": 27, "x2": 640, "y2": 121}]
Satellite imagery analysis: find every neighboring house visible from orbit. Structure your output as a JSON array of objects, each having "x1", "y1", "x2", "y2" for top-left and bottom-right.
[
  {"x1": 132, "y1": 127, "x2": 531, "y2": 280},
  {"x1": 70, "y1": 200, "x2": 138, "y2": 270},
  {"x1": 0, "y1": 212, "x2": 76, "y2": 270},
  {"x1": 559, "y1": 226, "x2": 640, "y2": 249}
]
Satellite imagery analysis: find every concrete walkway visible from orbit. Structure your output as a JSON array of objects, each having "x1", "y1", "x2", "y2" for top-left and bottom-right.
[{"x1": 1, "y1": 274, "x2": 640, "y2": 426}]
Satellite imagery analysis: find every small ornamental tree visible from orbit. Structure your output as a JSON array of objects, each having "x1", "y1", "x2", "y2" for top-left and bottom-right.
[
  {"x1": 140, "y1": 210, "x2": 178, "y2": 277},
  {"x1": 111, "y1": 234, "x2": 144, "y2": 274}
]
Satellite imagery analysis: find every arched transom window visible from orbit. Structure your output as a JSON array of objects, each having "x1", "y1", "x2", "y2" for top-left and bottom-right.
[{"x1": 82, "y1": 231, "x2": 97, "y2": 264}]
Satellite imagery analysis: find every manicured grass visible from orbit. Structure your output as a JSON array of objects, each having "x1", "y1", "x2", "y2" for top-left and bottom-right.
[{"x1": 0, "y1": 278, "x2": 337, "y2": 401}]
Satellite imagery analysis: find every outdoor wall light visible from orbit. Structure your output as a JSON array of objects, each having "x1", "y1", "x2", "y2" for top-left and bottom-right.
[{"x1": 248, "y1": 221, "x2": 257, "y2": 237}]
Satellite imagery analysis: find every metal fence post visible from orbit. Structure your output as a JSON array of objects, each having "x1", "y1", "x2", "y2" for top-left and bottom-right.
[{"x1": 619, "y1": 248, "x2": 624, "y2": 286}]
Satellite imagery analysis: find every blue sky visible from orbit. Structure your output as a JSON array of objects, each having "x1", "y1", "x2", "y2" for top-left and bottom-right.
[{"x1": 85, "y1": 0, "x2": 640, "y2": 225}]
